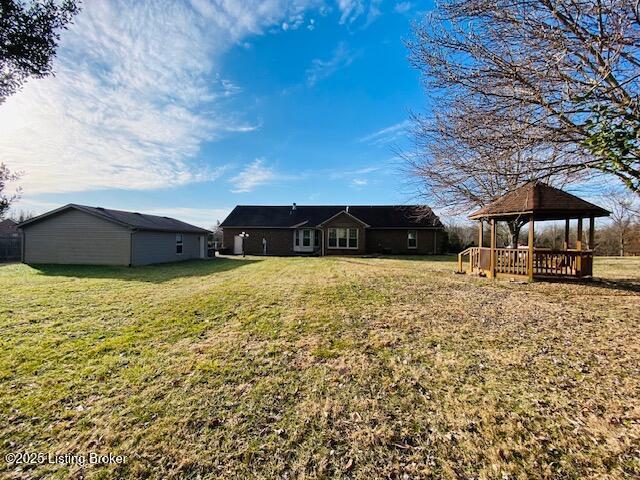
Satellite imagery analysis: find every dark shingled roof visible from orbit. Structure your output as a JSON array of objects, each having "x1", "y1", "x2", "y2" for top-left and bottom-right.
[
  {"x1": 19, "y1": 204, "x2": 210, "y2": 234},
  {"x1": 469, "y1": 182, "x2": 610, "y2": 221},
  {"x1": 220, "y1": 205, "x2": 444, "y2": 229}
]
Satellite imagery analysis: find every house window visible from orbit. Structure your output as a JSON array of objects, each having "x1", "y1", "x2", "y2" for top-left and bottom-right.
[
  {"x1": 294, "y1": 230, "x2": 300, "y2": 247},
  {"x1": 302, "y1": 229, "x2": 311, "y2": 247},
  {"x1": 328, "y1": 229, "x2": 337, "y2": 248},
  {"x1": 348, "y1": 228, "x2": 358, "y2": 248},
  {"x1": 314, "y1": 230, "x2": 320, "y2": 247},
  {"x1": 408, "y1": 230, "x2": 417, "y2": 249},
  {"x1": 328, "y1": 228, "x2": 358, "y2": 249},
  {"x1": 176, "y1": 233, "x2": 184, "y2": 254},
  {"x1": 338, "y1": 228, "x2": 347, "y2": 247}
]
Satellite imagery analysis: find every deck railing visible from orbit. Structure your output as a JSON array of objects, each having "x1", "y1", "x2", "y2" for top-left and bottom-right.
[
  {"x1": 533, "y1": 249, "x2": 593, "y2": 277},
  {"x1": 458, "y1": 247, "x2": 593, "y2": 278},
  {"x1": 494, "y1": 247, "x2": 529, "y2": 276}
]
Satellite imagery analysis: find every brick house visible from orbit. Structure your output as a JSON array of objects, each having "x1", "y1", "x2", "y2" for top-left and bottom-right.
[{"x1": 220, "y1": 204, "x2": 446, "y2": 256}]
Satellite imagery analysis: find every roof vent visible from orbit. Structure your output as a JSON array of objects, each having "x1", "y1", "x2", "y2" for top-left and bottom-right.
[
  {"x1": 346, "y1": 206, "x2": 349, "y2": 213},
  {"x1": 96, "y1": 207, "x2": 105, "y2": 210},
  {"x1": 292, "y1": 202, "x2": 297, "y2": 211}
]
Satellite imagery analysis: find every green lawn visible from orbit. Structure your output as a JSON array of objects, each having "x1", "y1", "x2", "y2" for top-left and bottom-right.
[{"x1": 1, "y1": 256, "x2": 639, "y2": 479}]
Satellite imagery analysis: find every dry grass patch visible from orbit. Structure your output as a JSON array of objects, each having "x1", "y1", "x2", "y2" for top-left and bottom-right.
[{"x1": 0, "y1": 256, "x2": 639, "y2": 479}]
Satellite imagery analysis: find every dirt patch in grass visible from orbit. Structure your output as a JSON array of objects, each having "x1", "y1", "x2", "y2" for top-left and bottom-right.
[{"x1": 1, "y1": 256, "x2": 639, "y2": 479}]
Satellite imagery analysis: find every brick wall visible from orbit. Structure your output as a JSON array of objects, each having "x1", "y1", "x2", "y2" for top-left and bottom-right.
[
  {"x1": 223, "y1": 224, "x2": 447, "y2": 256},
  {"x1": 223, "y1": 228, "x2": 293, "y2": 255},
  {"x1": 365, "y1": 229, "x2": 446, "y2": 254},
  {"x1": 322, "y1": 212, "x2": 367, "y2": 255}
]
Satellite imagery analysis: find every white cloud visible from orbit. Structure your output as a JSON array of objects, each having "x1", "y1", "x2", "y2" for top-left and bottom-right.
[
  {"x1": 394, "y1": 2, "x2": 412, "y2": 14},
  {"x1": 358, "y1": 120, "x2": 412, "y2": 145},
  {"x1": 352, "y1": 178, "x2": 368, "y2": 186},
  {"x1": 329, "y1": 165, "x2": 381, "y2": 179},
  {"x1": 306, "y1": 41, "x2": 355, "y2": 86},
  {"x1": 229, "y1": 158, "x2": 276, "y2": 193},
  {"x1": 336, "y1": 0, "x2": 381, "y2": 25},
  {"x1": 0, "y1": 0, "x2": 327, "y2": 196}
]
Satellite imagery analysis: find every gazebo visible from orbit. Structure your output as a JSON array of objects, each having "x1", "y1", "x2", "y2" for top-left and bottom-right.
[{"x1": 457, "y1": 182, "x2": 610, "y2": 281}]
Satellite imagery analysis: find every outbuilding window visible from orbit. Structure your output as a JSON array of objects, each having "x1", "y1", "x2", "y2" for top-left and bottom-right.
[
  {"x1": 176, "y1": 233, "x2": 183, "y2": 254},
  {"x1": 407, "y1": 230, "x2": 417, "y2": 249},
  {"x1": 328, "y1": 228, "x2": 358, "y2": 249}
]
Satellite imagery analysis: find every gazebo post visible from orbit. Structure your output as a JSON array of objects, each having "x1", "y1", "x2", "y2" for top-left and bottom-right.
[
  {"x1": 490, "y1": 219, "x2": 496, "y2": 278},
  {"x1": 588, "y1": 217, "x2": 595, "y2": 249},
  {"x1": 576, "y1": 218, "x2": 583, "y2": 251},
  {"x1": 576, "y1": 218, "x2": 583, "y2": 277},
  {"x1": 528, "y1": 216, "x2": 535, "y2": 281},
  {"x1": 564, "y1": 219, "x2": 570, "y2": 250},
  {"x1": 478, "y1": 220, "x2": 483, "y2": 248}
]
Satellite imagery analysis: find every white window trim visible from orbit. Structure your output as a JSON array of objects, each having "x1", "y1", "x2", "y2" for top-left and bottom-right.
[
  {"x1": 327, "y1": 227, "x2": 359, "y2": 250},
  {"x1": 176, "y1": 233, "x2": 184, "y2": 255},
  {"x1": 408, "y1": 230, "x2": 417, "y2": 249},
  {"x1": 293, "y1": 229, "x2": 316, "y2": 252},
  {"x1": 302, "y1": 229, "x2": 312, "y2": 247}
]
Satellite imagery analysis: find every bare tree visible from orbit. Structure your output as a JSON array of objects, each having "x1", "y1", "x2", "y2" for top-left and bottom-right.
[
  {"x1": 405, "y1": 106, "x2": 575, "y2": 245},
  {"x1": 10, "y1": 209, "x2": 34, "y2": 223},
  {"x1": 445, "y1": 220, "x2": 477, "y2": 251},
  {"x1": 604, "y1": 190, "x2": 640, "y2": 255},
  {"x1": 408, "y1": 0, "x2": 640, "y2": 197},
  {"x1": 209, "y1": 220, "x2": 223, "y2": 249},
  {"x1": 0, "y1": 163, "x2": 20, "y2": 219}
]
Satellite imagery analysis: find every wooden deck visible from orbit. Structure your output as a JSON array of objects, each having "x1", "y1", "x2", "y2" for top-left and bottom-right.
[{"x1": 458, "y1": 247, "x2": 594, "y2": 280}]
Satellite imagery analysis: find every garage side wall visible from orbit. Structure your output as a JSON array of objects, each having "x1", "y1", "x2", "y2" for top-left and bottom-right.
[
  {"x1": 23, "y1": 209, "x2": 131, "y2": 265},
  {"x1": 131, "y1": 231, "x2": 201, "y2": 266}
]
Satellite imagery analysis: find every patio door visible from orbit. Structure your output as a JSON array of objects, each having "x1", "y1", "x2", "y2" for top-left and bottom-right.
[
  {"x1": 294, "y1": 229, "x2": 315, "y2": 252},
  {"x1": 233, "y1": 235, "x2": 243, "y2": 254}
]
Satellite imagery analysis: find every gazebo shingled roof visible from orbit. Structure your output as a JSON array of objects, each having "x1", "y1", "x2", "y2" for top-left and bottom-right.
[{"x1": 469, "y1": 182, "x2": 610, "y2": 221}]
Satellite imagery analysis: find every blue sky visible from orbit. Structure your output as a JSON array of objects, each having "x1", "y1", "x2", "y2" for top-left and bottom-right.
[{"x1": 0, "y1": 0, "x2": 432, "y2": 227}]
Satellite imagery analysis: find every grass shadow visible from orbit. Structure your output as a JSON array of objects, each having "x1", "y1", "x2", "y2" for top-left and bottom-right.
[
  {"x1": 374, "y1": 254, "x2": 457, "y2": 262},
  {"x1": 29, "y1": 258, "x2": 261, "y2": 283},
  {"x1": 536, "y1": 276, "x2": 640, "y2": 293}
]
